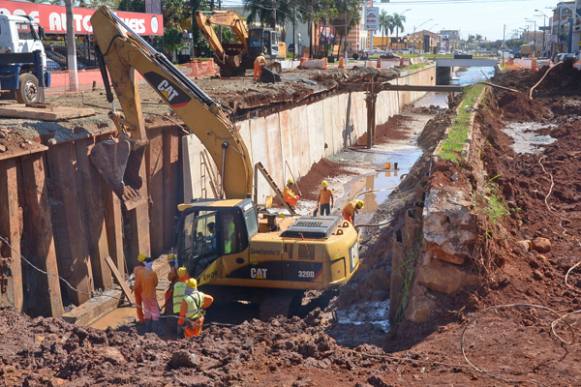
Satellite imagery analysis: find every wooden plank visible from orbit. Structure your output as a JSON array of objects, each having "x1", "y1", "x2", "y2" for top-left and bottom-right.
[
  {"x1": 162, "y1": 128, "x2": 180, "y2": 250},
  {"x1": 75, "y1": 139, "x2": 113, "y2": 290},
  {"x1": 380, "y1": 84, "x2": 465, "y2": 92},
  {"x1": 0, "y1": 159, "x2": 23, "y2": 312},
  {"x1": 125, "y1": 162, "x2": 151, "y2": 270},
  {"x1": 104, "y1": 189, "x2": 125, "y2": 275},
  {"x1": 46, "y1": 142, "x2": 93, "y2": 305},
  {"x1": 20, "y1": 154, "x2": 64, "y2": 316},
  {"x1": 105, "y1": 256, "x2": 135, "y2": 305},
  {"x1": 147, "y1": 129, "x2": 165, "y2": 257},
  {"x1": 0, "y1": 105, "x2": 95, "y2": 121},
  {"x1": 0, "y1": 143, "x2": 47, "y2": 162},
  {"x1": 62, "y1": 289, "x2": 121, "y2": 326}
]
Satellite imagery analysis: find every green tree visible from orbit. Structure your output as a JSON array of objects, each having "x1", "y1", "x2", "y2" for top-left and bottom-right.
[
  {"x1": 392, "y1": 12, "x2": 406, "y2": 41},
  {"x1": 379, "y1": 10, "x2": 394, "y2": 49}
]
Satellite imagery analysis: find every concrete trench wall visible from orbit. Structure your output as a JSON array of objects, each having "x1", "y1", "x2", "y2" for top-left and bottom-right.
[{"x1": 184, "y1": 65, "x2": 436, "y2": 203}]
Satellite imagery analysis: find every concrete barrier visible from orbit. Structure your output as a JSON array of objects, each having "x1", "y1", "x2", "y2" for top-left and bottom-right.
[{"x1": 183, "y1": 65, "x2": 437, "y2": 203}]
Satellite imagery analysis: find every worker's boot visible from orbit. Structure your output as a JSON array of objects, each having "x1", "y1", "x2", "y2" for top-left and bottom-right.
[
  {"x1": 144, "y1": 319, "x2": 152, "y2": 333},
  {"x1": 151, "y1": 320, "x2": 162, "y2": 336}
]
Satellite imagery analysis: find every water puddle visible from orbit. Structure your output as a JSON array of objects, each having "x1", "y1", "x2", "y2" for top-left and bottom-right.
[
  {"x1": 412, "y1": 92, "x2": 449, "y2": 109},
  {"x1": 502, "y1": 122, "x2": 556, "y2": 154},
  {"x1": 335, "y1": 300, "x2": 390, "y2": 332}
]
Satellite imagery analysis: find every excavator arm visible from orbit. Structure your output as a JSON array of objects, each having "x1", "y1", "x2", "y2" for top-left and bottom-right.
[
  {"x1": 195, "y1": 10, "x2": 248, "y2": 75},
  {"x1": 90, "y1": 6, "x2": 253, "y2": 199}
]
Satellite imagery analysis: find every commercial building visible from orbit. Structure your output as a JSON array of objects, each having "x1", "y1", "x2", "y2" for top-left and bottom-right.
[
  {"x1": 405, "y1": 30, "x2": 440, "y2": 53},
  {"x1": 439, "y1": 30, "x2": 460, "y2": 52}
]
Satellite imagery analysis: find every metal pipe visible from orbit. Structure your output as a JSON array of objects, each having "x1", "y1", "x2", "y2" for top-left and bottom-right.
[{"x1": 221, "y1": 141, "x2": 228, "y2": 199}]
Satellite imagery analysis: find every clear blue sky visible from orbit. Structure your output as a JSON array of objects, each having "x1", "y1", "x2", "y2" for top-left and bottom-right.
[{"x1": 377, "y1": 0, "x2": 561, "y2": 40}]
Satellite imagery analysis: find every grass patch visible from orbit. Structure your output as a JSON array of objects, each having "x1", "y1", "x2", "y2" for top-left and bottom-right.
[
  {"x1": 485, "y1": 193, "x2": 510, "y2": 224},
  {"x1": 438, "y1": 84, "x2": 485, "y2": 162},
  {"x1": 406, "y1": 62, "x2": 429, "y2": 71}
]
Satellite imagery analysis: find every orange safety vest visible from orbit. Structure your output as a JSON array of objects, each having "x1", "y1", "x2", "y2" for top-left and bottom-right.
[{"x1": 283, "y1": 186, "x2": 298, "y2": 207}]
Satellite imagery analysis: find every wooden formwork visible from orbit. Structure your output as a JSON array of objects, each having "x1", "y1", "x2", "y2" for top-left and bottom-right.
[{"x1": 0, "y1": 124, "x2": 184, "y2": 316}]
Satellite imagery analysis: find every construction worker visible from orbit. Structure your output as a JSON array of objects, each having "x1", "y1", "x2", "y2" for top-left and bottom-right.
[
  {"x1": 164, "y1": 266, "x2": 189, "y2": 315},
  {"x1": 342, "y1": 199, "x2": 364, "y2": 224},
  {"x1": 318, "y1": 180, "x2": 334, "y2": 216},
  {"x1": 253, "y1": 53, "x2": 267, "y2": 81},
  {"x1": 178, "y1": 278, "x2": 214, "y2": 338},
  {"x1": 134, "y1": 254, "x2": 160, "y2": 332},
  {"x1": 132, "y1": 254, "x2": 147, "y2": 324},
  {"x1": 283, "y1": 178, "x2": 300, "y2": 209}
]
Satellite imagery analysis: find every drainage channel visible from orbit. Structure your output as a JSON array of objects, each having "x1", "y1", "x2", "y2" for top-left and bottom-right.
[{"x1": 325, "y1": 93, "x2": 448, "y2": 336}]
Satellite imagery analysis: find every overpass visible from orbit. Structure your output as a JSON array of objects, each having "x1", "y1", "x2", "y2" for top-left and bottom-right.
[
  {"x1": 435, "y1": 58, "x2": 499, "y2": 85},
  {"x1": 435, "y1": 58, "x2": 498, "y2": 68}
]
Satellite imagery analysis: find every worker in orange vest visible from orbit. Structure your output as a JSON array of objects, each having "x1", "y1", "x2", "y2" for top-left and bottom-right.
[
  {"x1": 317, "y1": 180, "x2": 334, "y2": 216},
  {"x1": 177, "y1": 278, "x2": 214, "y2": 338},
  {"x1": 342, "y1": 199, "x2": 364, "y2": 224},
  {"x1": 253, "y1": 54, "x2": 267, "y2": 81},
  {"x1": 134, "y1": 254, "x2": 160, "y2": 333},
  {"x1": 132, "y1": 254, "x2": 147, "y2": 324},
  {"x1": 283, "y1": 178, "x2": 300, "y2": 209}
]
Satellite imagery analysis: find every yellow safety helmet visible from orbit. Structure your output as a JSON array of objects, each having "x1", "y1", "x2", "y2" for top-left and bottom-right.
[
  {"x1": 186, "y1": 278, "x2": 198, "y2": 289},
  {"x1": 355, "y1": 200, "x2": 364, "y2": 209},
  {"x1": 177, "y1": 267, "x2": 188, "y2": 277},
  {"x1": 287, "y1": 178, "x2": 294, "y2": 185},
  {"x1": 321, "y1": 180, "x2": 329, "y2": 188},
  {"x1": 137, "y1": 253, "x2": 148, "y2": 263}
]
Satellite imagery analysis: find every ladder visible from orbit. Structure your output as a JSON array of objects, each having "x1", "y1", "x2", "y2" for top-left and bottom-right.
[
  {"x1": 254, "y1": 162, "x2": 296, "y2": 215},
  {"x1": 200, "y1": 150, "x2": 220, "y2": 198}
]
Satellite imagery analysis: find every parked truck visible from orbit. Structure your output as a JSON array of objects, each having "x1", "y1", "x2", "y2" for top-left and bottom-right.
[{"x1": 0, "y1": 13, "x2": 50, "y2": 104}]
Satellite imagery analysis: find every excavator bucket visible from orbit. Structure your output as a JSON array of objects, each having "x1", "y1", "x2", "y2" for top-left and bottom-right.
[{"x1": 89, "y1": 135, "x2": 147, "y2": 210}]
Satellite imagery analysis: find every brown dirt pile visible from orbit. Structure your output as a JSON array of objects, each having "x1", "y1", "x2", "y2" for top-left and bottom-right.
[
  {"x1": 296, "y1": 158, "x2": 354, "y2": 201},
  {"x1": 496, "y1": 91, "x2": 553, "y2": 121}
]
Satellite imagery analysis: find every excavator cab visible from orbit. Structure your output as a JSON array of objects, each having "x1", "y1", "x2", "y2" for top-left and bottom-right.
[
  {"x1": 248, "y1": 27, "x2": 280, "y2": 59},
  {"x1": 176, "y1": 199, "x2": 258, "y2": 278}
]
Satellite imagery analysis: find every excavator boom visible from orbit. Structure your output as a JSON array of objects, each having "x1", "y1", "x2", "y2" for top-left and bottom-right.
[{"x1": 90, "y1": 6, "x2": 253, "y2": 199}]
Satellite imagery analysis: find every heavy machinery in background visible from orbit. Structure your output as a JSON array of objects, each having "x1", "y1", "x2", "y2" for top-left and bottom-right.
[
  {"x1": 90, "y1": 6, "x2": 359, "y2": 317},
  {"x1": 195, "y1": 10, "x2": 285, "y2": 77},
  {"x1": 0, "y1": 14, "x2": 50, "y2": 104}
]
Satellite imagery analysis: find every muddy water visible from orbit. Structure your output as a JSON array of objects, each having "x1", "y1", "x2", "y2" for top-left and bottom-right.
[{"x1": 502, "y1": 122, "x2": 556, "y2": 154}]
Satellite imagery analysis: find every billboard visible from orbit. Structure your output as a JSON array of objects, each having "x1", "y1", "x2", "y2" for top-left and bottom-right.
[
  {"x1": 366, "y1": 7, "x2": 379, "y2": 32},
  {"x1": 0, "y1": 0, "x2": 164, "y2": 36}
]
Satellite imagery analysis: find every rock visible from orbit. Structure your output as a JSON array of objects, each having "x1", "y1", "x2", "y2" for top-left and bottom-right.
[
  {"x1": 537, "y1": 254, "x2": 550, "y2": 265},
  {"x1": 515, "y1": 240, "x2": 531, "y2": 254},
  {"x1": 405, "y1": 290, "x2": 436, "y2": 323},
  {"x1": 417, "y1": 259, "x2": 480, "y2": 295},
  {"x1": 167, "y1": 350, "x2": 197, "y2": 369},
  {"x1": 367, "y1": 375, "x2": 391, "y2": 387},
  {"x1": 532, "y1": 237, "x2": 551, "y2": 253},
  {"x1": 101, "y1": 346, "x2": 126, "y2": 365},
  {"x1": 532, "y1": 270, "x2": 544, "y2": 281},
  {"x1": 0, "y1": 144, "x2": 7, "y2": 153}
]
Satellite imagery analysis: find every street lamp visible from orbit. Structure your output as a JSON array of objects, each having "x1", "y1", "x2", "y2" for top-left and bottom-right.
[
  {"x1": 534, "y1": 9, "x2": 548, "y2": 57},
  {"x1": 414, "y1": 18, "x2": 433, "y2": 32},
  {"x1": 525, "y1": 18, "x2": 538, "y2": 56}
]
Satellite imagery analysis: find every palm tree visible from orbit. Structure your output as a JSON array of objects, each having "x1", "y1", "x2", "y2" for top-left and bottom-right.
[
  {"x1": 392, "y1": 13, "x2": 406, "y2": 42},
  {"x1": 378, "y1": 11, "x2": 393, "y2": 50}
]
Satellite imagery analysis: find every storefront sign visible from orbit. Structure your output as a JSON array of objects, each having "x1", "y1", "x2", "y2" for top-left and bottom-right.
[{"x1": 0, "y1": 0, "x2": 163, "y2": 36}]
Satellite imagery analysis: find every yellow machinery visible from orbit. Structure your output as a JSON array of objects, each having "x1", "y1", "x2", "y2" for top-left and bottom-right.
[
  {"x1": 195, "y1": 10, "x2": 285, "y2": 77},
  {"x1": 90, "y1": 7, "x2": 359, "y2": 317}
]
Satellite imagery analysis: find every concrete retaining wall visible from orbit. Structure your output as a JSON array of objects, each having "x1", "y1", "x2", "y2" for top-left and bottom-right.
[{"x1": 183, "y1": 65, "x2": 436, "y2": 203}]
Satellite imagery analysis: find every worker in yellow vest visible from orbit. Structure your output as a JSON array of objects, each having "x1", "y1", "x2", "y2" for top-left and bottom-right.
[
  {"x1": 171, "y1": 267, "x2": 190, "y2": 314},
  {"x1": 177, "y1": 278, "x2": 214, "y2": 338}
]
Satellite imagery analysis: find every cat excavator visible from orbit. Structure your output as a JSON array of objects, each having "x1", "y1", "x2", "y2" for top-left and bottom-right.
[
  {"x1": 89, "y1": 7, "x2": 359, "y2": 317},
  {"x1": 195, "y1": 10, "x2": 284, "y2": 77}
]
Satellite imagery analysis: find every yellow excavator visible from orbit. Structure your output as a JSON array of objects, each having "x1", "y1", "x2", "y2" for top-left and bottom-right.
[
  {"x1": 195, "y1": 10, "x2": 285, "y2": 77},
  {"x1": 89, "y1": 7, "x2": 358, "y2": 317}
]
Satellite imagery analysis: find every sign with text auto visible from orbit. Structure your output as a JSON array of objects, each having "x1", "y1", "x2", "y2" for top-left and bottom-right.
[
  {"x1": 366, "y1": 7, "x2": 379, "y2": 32},
  {"x1": 0, "y1": 0, "x2": 163, "y2": 36}
]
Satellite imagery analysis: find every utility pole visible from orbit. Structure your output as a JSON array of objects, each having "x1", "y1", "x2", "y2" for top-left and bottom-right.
[
  {"x1": 502, "y1": 24, "x2": 506, "y2": 65},
  {"x1": 272, "y1": 0, "x2": 277, "y2": 29},
  {"x1": 64, "y1": 0, "x2": 78, "y2": 91}
]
